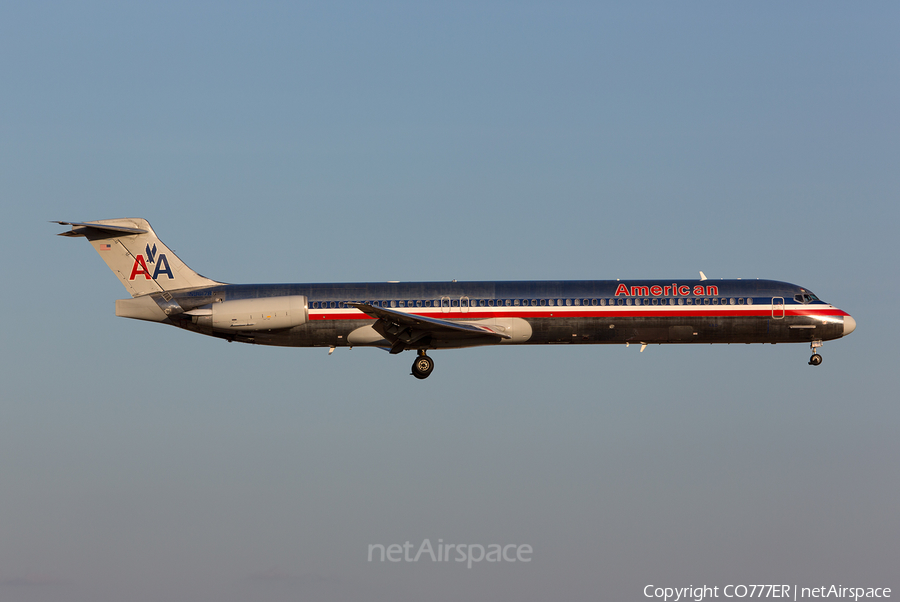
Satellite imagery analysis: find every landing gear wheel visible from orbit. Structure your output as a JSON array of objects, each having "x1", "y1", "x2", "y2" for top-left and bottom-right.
[
  {"x1": 411, "y1": 354, "x2": 435, "y2": 379},
  {"x1": 809, "y1": 353, "x2": 823, "y2": 366}
]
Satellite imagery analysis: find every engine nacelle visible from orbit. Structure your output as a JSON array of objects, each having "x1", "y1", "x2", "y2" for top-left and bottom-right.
[{"x1": 188, "y1": 295, "x2": 308, "y2": 331}]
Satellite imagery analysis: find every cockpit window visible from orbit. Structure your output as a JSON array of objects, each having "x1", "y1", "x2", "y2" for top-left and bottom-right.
[{"x1": 794, "y1": 292, "x2": 820, "y2": 304}]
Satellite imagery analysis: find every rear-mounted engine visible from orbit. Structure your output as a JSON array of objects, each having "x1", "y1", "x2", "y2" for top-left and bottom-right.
[{"x1": 186, "y1": 295, "x2": 308, "y2": 331}]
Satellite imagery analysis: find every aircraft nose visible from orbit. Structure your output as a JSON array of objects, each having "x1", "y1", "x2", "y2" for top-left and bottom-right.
[{"x1": 843, "y1": 315, "x2": 857, "y2": 336}]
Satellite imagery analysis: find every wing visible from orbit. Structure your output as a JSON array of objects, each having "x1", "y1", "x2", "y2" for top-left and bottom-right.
[{"x1": 347, "y1": 303, "x2": 510, "y2": 353}]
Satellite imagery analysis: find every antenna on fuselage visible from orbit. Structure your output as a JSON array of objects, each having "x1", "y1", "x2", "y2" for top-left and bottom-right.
[{"x1": 699, "y1": 271, "x2": 707, "y2": 281}]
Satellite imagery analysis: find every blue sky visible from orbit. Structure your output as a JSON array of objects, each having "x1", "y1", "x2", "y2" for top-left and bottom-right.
[{"x1": 1, "y1": 2, "x2": 898, "y2": 601}]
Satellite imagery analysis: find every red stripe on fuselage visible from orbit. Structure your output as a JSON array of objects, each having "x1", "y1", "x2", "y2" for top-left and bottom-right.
[{"x1": 307, "y1": 308, "x2": 849, "y2": 321}]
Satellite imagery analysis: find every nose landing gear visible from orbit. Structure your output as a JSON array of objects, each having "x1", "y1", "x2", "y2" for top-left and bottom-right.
[
  {"x1": 808, "y1": 340, "x2": 823, "y2": 366},
  {"x1": 411, "y1": 350, "x2": 435, "y2": 379}
]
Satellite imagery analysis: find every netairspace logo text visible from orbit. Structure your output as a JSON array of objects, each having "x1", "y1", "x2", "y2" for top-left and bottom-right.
[{"x1": 368, "y1": 539, "x2": 532, "y2": 569}]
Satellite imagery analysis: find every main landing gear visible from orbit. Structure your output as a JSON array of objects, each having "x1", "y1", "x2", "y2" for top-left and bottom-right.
[
  {"x1": 411, "y1": 350, "x2": 435, "y2": 380},
  {"x1": 808, "y1": 340, "x2": 823, "y2": 366}
]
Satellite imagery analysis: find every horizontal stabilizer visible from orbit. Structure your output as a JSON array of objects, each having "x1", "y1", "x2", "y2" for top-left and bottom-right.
[{"x1": 53, "y1": 221, "x2": 149, "y2": 237}]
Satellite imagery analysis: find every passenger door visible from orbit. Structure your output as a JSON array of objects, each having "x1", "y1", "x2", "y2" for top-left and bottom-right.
[{"x1": 772, "y1": 297, "x2": 785, "y2": 319}]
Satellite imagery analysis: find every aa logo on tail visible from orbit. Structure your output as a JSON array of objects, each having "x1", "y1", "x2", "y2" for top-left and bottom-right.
[{"x1": 129, "y1": 243, "x2": 174, "y2": 280}]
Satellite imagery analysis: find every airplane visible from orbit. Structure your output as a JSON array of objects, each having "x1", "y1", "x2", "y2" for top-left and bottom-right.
[{"x1": 55, "y1": 218, "x2": 856, "y2": 379}]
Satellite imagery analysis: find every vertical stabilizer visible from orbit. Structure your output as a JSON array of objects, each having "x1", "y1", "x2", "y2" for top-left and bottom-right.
[{"x1": 55, "y1": 218, "x2": 220, "y2": 297}]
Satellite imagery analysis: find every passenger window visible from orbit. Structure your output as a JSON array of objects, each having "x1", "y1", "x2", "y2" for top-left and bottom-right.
[
  {"x1": 747, "y1": 297, "x2": 753, "y2": 305},
  {"x1": 592, "y1": 299, "x2": 598, "y2": 306}
]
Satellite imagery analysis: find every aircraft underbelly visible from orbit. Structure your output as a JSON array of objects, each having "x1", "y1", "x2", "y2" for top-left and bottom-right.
[{"x1": 195, "y1": 315, "x2": 838, "y2": 348}]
